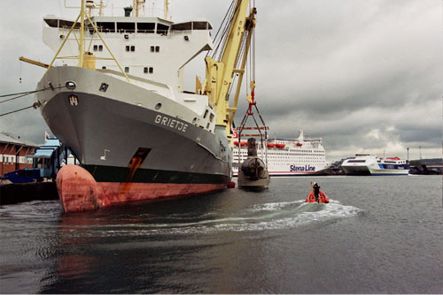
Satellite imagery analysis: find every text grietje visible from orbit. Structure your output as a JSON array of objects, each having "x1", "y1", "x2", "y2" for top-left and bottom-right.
[{"x1": 155, "y1": 114, "x2": 188, "y2": 133}]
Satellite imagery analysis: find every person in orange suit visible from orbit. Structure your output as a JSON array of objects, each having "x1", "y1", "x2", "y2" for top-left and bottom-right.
[{"x1": 305, "y1": 182, "x2": 329, "y2": 203}]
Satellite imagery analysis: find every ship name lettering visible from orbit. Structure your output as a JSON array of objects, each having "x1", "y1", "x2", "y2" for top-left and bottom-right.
[{"x1": 154, "y1": 114, "x2": 188, "y2": 133}]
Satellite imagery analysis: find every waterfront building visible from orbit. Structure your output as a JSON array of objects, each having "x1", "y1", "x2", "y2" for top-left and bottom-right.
[{"x1": 0, "y1": 132, "x2": 38, "y2": 176}]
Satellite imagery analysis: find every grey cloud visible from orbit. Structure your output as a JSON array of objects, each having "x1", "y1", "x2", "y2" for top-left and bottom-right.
[{"x1": 0, "y1": 0, "x2": 441, "y2": 160}]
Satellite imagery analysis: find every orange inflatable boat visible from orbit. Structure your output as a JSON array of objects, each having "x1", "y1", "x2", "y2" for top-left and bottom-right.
[{"x1": 305, "y1": 191, "x2": 330, "y2": 203}]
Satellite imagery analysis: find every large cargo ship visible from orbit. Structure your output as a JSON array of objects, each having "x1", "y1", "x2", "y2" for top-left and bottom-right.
[
  {"x1": 233, "y1": 130, "x2": 328, "y2": 176},
  {"x1": 341, "y1": 154, "x2": 409, "y2": 175},
  {"x1": 30, "y1": 0, "x2": 257, "y2": 212}
]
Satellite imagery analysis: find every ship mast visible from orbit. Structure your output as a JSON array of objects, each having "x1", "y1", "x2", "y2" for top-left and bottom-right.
[
  {"x1": 79, "y1": 0, "x2": 86, "y2": 67},
  {"x1": 203, "y1": 0, "x2": 257, "y2": 137},
  {"x1": 98, "y1": 0, "x2": 104, "y2": 16},
  {"x1": 133, "y1": 0, "x2": 145, "y2": 17},
  {"x1": 164, "y1": 0, "x2": 169, "y2": 19}
]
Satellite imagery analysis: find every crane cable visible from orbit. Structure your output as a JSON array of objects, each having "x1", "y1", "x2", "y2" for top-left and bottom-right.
[
  {"x1": 0, "y1": 102, "x2": 41, "y2": 117},
  {"x1": 1, "y1": 88, "x2": 49, "y2": 98},
  {"x1": 207, "y1": 0, "x2": 234, "y2": 58},
  {"x1": 0, "y1": 86, "x2": 64, "y2": 104},
  {"x1": 210, "y1": 0, "x2": 237, "y2": 60},
  {"x1": 0, "y1": 91, "x2": 41, "y2": 104},
  {"x1": 0, "y1": 85, "x2": 65, "y2": 117}
]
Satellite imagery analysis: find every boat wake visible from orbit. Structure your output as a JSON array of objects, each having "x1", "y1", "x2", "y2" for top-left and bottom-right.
[
  {"x1": 166, "y1": 200, "x2": 362, "y2": 234},
  {"x1": 59, "y1": 199, "x2": 363, "y2": 237}
]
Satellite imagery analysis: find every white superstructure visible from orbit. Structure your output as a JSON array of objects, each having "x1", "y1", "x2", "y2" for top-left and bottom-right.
[
  {"x1": 341, "y1": 154, "x2": 409, "y2": 175},
  {"x1": 41, "y1": 9, "x2": 219, "y2": 134},
  {"x1": 233, "y1": 130, "x2": 327, "y2": 176},
  {"x1": 43, "y1": 14, "x2": 212, "y2": 92}
]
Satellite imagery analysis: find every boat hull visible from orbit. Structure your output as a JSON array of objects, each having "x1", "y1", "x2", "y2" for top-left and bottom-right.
[
  {"x1": 368, "y1": 168, "x2": 409, "y2": 176},
  {"x1": 57, "y1": 165, "x2": 225, "y2": 212},
  {"x1": 37, "y1": 67, "x2": 231, "y2": 212},
  {"x1": 341, "y1": 165, "x2": 371, "y2": 175},
  {"x1": 342, "y1": 165, "x2": 409, "y2": 176}
]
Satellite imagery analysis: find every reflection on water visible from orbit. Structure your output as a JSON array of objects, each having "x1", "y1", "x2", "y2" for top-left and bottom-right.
[
  {"x1": 46, "y1": 198, "x2": 360, "y2": 293},
  {"x1": 1, "y1": 176, "x2": 442, "y2": 293}
]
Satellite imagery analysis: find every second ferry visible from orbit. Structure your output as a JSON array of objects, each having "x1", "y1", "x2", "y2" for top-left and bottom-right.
[{"x1": 341, "y1": 154, "x2": 409, "y2": 175}]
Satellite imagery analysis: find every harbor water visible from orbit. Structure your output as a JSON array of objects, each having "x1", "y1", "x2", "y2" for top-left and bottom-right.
[{"x1": 1, "y1": 176, "x2": 442, "y2": 293}]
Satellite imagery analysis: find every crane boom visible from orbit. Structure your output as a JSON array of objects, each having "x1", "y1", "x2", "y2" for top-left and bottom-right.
[
  {"x1": 204, "y1": 0, "x2": 256, "y2": 137},
  {"x1": 19, "y1": 56, "x2": 49, "y2": 69}
]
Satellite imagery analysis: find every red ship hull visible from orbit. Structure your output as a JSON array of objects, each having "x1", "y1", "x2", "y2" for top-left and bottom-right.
[{"x1": 56, "y1": 165, "x2": 226, "y2": 213}]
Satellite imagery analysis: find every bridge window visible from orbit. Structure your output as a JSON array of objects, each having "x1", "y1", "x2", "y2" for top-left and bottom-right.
[
  {"x1": 171, "y1": 21, "x2": 213, "y2": 31},
  {"x1": 97, "y1": 22, "x2": 115, "y2": 33},
  {"x1": 44, "y1": 18, "x2": 81, "y2": 29},
  {"x1": 124, "y1": 67, "x2": 129, "y2": 73},
  {"x1": 137, "y1": 22, "x2": 155, "y2": 33},
  {"x1": 117, "y1": 22, "x2": 135, "y2": 33},
  {"x1": 157, "y1": 23, "x2": 169, "y2": 35}
]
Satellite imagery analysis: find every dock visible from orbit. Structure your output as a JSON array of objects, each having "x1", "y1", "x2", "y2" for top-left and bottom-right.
[{"x1": 0, "y1": 182, "x2": 58, "y2": 206}]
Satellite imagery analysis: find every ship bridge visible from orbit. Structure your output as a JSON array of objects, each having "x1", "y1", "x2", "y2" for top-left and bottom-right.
[{"x1": 43, "y1": 15, "x2": 214, "y2": 91}]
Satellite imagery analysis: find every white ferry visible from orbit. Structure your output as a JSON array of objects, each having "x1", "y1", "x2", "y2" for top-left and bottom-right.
[
  {"x1": 233, "y1": 130, "x2": 327, "y2": 176},
  {"x1": 341, "y1": 154, "x2": 409, "y2": 175}
]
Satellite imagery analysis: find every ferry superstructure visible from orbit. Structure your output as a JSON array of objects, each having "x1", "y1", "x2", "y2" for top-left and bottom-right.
[
  {"x1": 27, "y1": 0, "x2": 258, "y2": 212},
  {"x1": 341, "y1": 154, "x2": 409, "y2": 175},
  {"x1": 233, "y1": 130, "x2": 327, "y2": 176}
]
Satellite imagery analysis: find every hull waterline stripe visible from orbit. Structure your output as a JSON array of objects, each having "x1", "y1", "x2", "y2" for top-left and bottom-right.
[{"x1": 84, "y1": 165, "x2": 229, "y2": 184}]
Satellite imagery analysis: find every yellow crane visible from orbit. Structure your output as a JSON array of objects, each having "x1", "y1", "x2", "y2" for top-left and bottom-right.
[{"x1": 203, "y1": 0, "x2": 257, "y2": 138}]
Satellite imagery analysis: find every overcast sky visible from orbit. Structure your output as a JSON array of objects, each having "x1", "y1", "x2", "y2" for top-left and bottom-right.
[{"x1": 0, "y1": 0, "x2": 442, "y2": 161}]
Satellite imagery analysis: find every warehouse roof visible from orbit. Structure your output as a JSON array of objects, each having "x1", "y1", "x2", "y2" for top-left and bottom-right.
[{"x1": 0, "y1": 132, "x2": 39, "y2": 147}]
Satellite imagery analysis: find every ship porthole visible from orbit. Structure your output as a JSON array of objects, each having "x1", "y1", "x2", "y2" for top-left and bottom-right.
[
  {"x1": 155, "y1": 103, "x2": 162, "y2": 110},
  {"x1": 66, "y1": 81, "x2": 76, "y2": 90}
]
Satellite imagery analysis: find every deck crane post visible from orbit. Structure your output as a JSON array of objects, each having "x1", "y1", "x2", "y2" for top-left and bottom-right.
[{"x1": 203, "y1": 0, "x2": 257, "y2": 139}]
